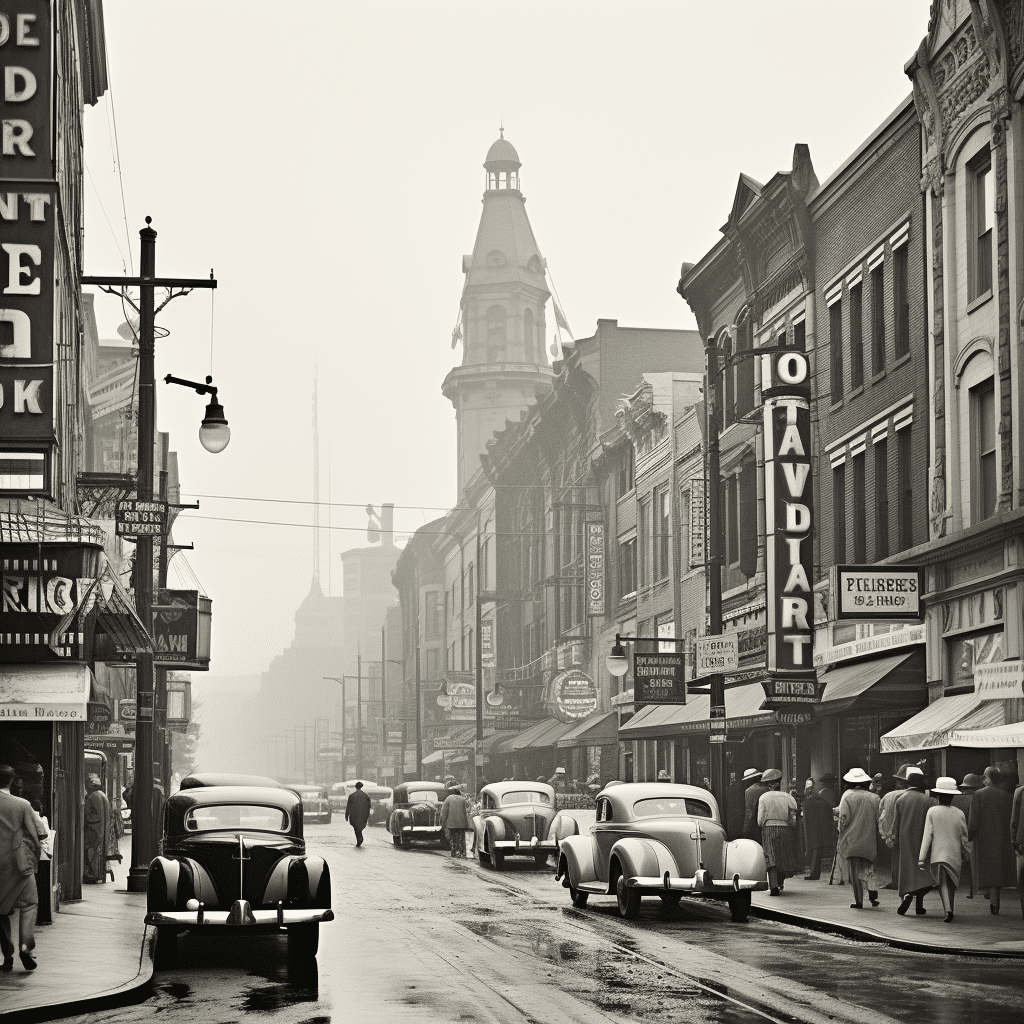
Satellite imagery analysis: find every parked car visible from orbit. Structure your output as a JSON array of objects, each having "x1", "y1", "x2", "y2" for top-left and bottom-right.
[
  {"x1": 145, "y1": 784, "x2": 333, "y2": 966},
  {"x1": 290, "y1": 784, "x2": 332, "y2": 824},
  {"x1": 330, "y1": 780, "x2": 393, "y2": 825},
  {"x1": 471, "y1": 781, "x2": 568, "y2": 870},
  {"x1": 554, "y1": 782, "x2": 768, "y2": 921},
  {"x1": 387, "y1": 781, "x2": 449, "y2": 847},
  {"x1": 180, "y1": 773, "x2": 283, "y2": 791}
]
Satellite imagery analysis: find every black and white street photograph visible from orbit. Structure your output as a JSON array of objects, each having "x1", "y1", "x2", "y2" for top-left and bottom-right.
[{"x1": 3, "y1": 1, "x2": 1024, "y2": 1022}]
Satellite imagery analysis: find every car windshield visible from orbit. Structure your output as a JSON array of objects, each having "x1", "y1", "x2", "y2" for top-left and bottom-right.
[
  {"x1": 407, "y1": 791, "x2": 440, "y2": 803},
  {"x1": 501, "y1": 791, "x2": 551, "y2": 806},
  {"x1": 184, "y1": 805, "x2": 289, "y2": 832},
  {"x1": 632, "y1": 797, "x2": 714, "y2": 819}
]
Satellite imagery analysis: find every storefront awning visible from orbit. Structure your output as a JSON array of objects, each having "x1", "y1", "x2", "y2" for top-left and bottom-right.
[
  {"x1": 880, "y1": 694, "x2": 1005, "y2": 753},
  {"x1": 0, "y1": 664, "x2": 91, "y2": 721},
  {"x1": 618, "y1": 683, "x2": 773, "y2": 740},
  {"x1": 422, "y1": 749, "x2": 445, "y2": 764},
  {"x1": 556, "y1": 711, "x2": 618, "y2": 748},
  {"x1": 509, "y1": 718, "x2": 577, "y2": 750},
  {"x1": 947, "y1": 720, "x2": 1024, "y2": 748},
  {"x1": 817, "y1": 650, "x2": 925, "y2": 714}
]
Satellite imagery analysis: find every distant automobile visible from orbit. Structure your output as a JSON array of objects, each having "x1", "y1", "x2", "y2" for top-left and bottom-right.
[
  {"x1": 471, "y1": 781, "x2": 570, "y2": 870},
  {"x1": 290, "y1": 784, "x2": 332, "y2": 825},
  {"x1": 179, "y1": 773, "x2": 283, "y2": 791},
  {"x1": 387, "y1": 781, "x2": 449, "y2": 848},
  {"x1": 330, "y1": 780, "x2": 393, "y2": 825},
  {"x1": 554, "y1": 783, "x2": 768, "y2": 921},
  {"x1": 145, "y1": 784, "x2": 333, "y2": 967}
]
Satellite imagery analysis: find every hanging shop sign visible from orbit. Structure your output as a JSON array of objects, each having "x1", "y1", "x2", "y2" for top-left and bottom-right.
[
  {"x1": 689, "y1": 478, "x2": 706, "y2": 566},
  {"x1": 0, "y1": 2, "x2": 52, "y2": 180},
  {"x1": 115, "y1": 499, "x2": 168, "y2": 537},
  {"x1": 117, "y1": 698, "x2": 136, "y2": 723},
  {"x1": 150, "y1": 590, "x2": 211, "y2": 670},
  {"x1": 774, "y1": 709, "x2": 814, "y2": 726},
  {"x1": 548, "y1": 669, "x2": 598, "y2": 722},
  {"x1": 0, "y1": 544, "x2": 102, "y2": 661},
  {"x1": 480, "y1": 619, "x2": 495, "y2": 668},
  {"x1": 633, "y1": 652, "x2": 686, "y2": 704},
  {"x1": 586, "y1": 522, "x2": 605, "y2": 616},
  {"x1": 974, "y1": 660, "x2": 1024, "y2": 701},
  {"x1": 694, "y1": 634, "x2": 739, "y2": 678},
  {"x1": 761, "y1": 347, "x2": 821, "y2": 706},
  {"x1": 830, "y1": 566, "x2": 924, "y2": 621}
]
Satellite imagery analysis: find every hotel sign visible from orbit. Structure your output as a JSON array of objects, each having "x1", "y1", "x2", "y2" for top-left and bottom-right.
[
  {"x1": 761, "y1": 347, "x2": 818, "y2": 704},
  {"x1": 831, "y1": 566, "x2": 924, "y2": 621},
  {"x1": 586, "y1": 522, "x2": 605, "y2": 616}
]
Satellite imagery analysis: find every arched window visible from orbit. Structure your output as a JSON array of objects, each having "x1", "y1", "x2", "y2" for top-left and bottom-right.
[
  {"x1": 510, "y1": 171, "x2": 519, "y2": 189},
  {"x1": 487, "y1": 172, "x2": 497, "y2": 190},
  {"x1": 498, "y1": 171, "x2": 507, "y2": 188},
  {"x1": 523, "y1": 308, "x2": 534, "y2": 360},
  {"x1": 487, "y1": 305, "x2": 506, "y2": 362}
]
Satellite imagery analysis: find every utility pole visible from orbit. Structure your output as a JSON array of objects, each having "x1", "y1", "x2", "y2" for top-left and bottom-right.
[
  {"x1": 475, "y1": 530, "x2": 484, "y2": 798},
  {"x1": 705, "y1": 337, "x2": 726, "y2": 814},
  {"x1": 415, "y1": 646, "x2": 422, "y2": 778},
  {"x1": 83, "y1": 221, "x2": 216, "y2": 893},
  {"x1": 381, "y1": 627, "x2": 387, "y2": 786},
  {"x1": 357, "y1": 650, "x2": 364, "y2": 780}
]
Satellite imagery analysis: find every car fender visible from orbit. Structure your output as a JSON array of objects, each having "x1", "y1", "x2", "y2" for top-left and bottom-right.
[
  {"x1": 555, "y1": 834, "x2": 598, "y2": 887},
  {"x1": 148, "y1": 855, "x2": 219, "y2": 911},
  {"x1": 262, "y1": 856, "x2": 332, "y2": 909},
  {"x1": 722, "y1": 838, "x2": 768, "y2": 884},
  {"x1": 485, "y1": 815, "x2": 510, "y2": 847},
  {"x1": 550, "y1": 813, "x2": 580, "y2": 843},
  {"x1": 389, "y1": 808, "x2": 411, "y2": 835},
  {"x1": 610, "y1": 837, "x2": 679, "y2": 887}
]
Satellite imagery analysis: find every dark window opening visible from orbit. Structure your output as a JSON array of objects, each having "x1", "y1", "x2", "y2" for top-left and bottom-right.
[
  {"x1": 850, "y1": 282, "x2": 864, "y2": 390},
  {"x1": 894, "y1": 246, "x2": 910, "y2": 359}
]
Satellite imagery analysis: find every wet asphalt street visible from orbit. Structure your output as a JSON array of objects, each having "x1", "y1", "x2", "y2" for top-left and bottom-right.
[{"x1": 55, "y1": 820, "x2": 1024, "y2": 1024}]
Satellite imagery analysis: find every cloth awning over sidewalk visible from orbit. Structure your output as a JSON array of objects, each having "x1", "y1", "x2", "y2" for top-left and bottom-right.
[
  {"x1": 556, "y1": 711, "x2": 617, "y2": 748},
  {"x1": 618, "y1": 683, "x2": 772, "y2": 739},
  {"x1": 816, "y1": 651, "x2": 925, "y2": 714},
  {"x1": 880, "y1": 693, "x2": 1005, "y2": 753},
  {"x1": 946, "y1": 720, "x2": 1024, "y2": 748},
  {"x1": 508, "y1": 717, "x2": 577, "y2": 750},
  {"x1": 0, "y1": 664, "x2": 91, "y2": 721}
]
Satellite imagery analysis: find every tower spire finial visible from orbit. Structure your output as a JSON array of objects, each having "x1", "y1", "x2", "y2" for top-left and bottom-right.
[{"x1": 499, "y1": 120, "x2": 504, "y2": 139}]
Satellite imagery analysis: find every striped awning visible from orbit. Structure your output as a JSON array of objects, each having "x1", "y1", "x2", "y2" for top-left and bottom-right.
[
  {"x1": 556, "y1": 711, "x2": 618, "y2": 748},
  {"x1": 618, "y1": 683, "x2": 773, "y2": 739},
  {"x1": 508, "y1": 718, "x2": 577, "y2": 750},
  {"x1": 880, "y1": 694, "x2": 1005, "y2": 753},
  {"x1": 947, "y1": 720, "x2": 1024, "y2": 748}
]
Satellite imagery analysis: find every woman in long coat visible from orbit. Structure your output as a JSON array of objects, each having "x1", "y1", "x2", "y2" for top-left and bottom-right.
[
  {"x1": 83, "y1": 775, "x2": 110, "y2": 884},
  {"x1": 837, "y1": 768, "x2": 881, "y2": 909},
  {"x1": 968, "y1": 766, "x2": 1017, "y2": 914},
  {"x1": 919, "y1": 777, "x2": 971, "y2": 923},
  {"x1": 892, "y1": 773, "x2": 935, "y2": 915}
]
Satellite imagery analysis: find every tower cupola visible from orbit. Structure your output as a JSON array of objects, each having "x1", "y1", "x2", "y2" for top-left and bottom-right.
[{"x1": 484, "y1": 130, "x2": 521, "y2": 191}]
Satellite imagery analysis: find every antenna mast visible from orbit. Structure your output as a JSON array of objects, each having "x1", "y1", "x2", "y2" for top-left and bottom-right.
[{"x1": 312, "y1": 373, "x2": 321, "y2": 584}]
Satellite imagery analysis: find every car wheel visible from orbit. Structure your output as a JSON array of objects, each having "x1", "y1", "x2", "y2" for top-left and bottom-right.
[
  {"x1": 533, "y1": 851, "x2": 549, "y2": 867},
  {"x1": 392, "y1": 833, "x2": 402, "y2": 846},
  {"x1": 570, "y1": 887, "x2": 589, "y2": 908},
  {"x1": 153, "y1": 926, "x2": 179, "y2": 970},
  {"x1": 615, "y1": 874, "x2": 641, "y2": 919},
  {"x1": 491, "y1": 845, "x2": 504, "y2": 871},
  {"x1": 659, "y1": 892, "x2": 682, "y2": 908},
  {"x1": 324, "y1": 812, "x2": 332, "y2": 825},
  {"x1": 728, "y1": 891, "x2": 751, "y2": 923},
  {"x1": 287, "y1": 923, "x2": 319, "y2": 962}
]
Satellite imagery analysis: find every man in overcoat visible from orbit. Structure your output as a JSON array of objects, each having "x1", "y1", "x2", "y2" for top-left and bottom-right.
[
  {"x1": 878, "y1": 764, "x2": 922, "y2": 890},
  {"x1": 345, "y1": 781, "x2": 372, "y2": 847},
  {"x1": 968, "y1": 766, "x2": 1017, "y2": 914},
  {"x1": 892, "y1": 772, "x2": 935, "y2": 915},
  {"x1": 439, "y1": 786, "x2": 473, "y2": 858},
  {"x1": 741, "y1": 769, "x2": 766, "y2": 845},
  {"x1": 0, "y1": 764, "x2": 41, "y2": 971},
  {"x1": 802, "y1": 781, "x2": 834, "y2": 880}
]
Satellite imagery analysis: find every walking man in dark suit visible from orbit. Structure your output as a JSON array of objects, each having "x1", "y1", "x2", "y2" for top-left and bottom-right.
[
  {"x1": 345, "y1": 781, "x2": 372, "y2": 847},
  {"x1": 0, "y1": 764, "x2": 41, "y2": 971}
]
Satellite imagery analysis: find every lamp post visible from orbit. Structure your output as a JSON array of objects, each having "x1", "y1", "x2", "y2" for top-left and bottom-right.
[
  {"x1": 82, "y1": 221, "x2": 218, "y2": 893},
  {"x1": 163, "y1": 374, "x2": 231, "y2": 453}
]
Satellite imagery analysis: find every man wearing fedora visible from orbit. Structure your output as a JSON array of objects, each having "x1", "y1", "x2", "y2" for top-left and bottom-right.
[
  {"x1": 741, "y1": 769, "x2": 766, "y2": 846},
  {"x1": 1011, "y1": 778, "x2": 1024, "y2": 921},
  {"x1": 953, "y1": 774, "x2": 984, "y2": 898},
  {"x1": 801, "y1": 779, "x2": 833, "y2": 880},
  {"x1": 879, "y1": 764, "x2": 923, "y2": 891},
  {"x1": 892, "y1": 770, "x2": 935, "y2": 916},
  {"x1": 837, "y1": 768, "x2": 881, "y2": 909},
  {"x1": 968, "y1": 766, "x2": 1016, "y2": 915},
  {"x1": 919, "y1": 777, "x2": 971, "y2": 923}
]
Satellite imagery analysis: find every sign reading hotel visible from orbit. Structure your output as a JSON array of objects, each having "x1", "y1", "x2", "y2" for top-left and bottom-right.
[
  {"x1": 1, "y1": 4, "x2": 55, "y2": 491},
  {"x1": 974, "y1": 660, "x2": 1024, "y2": 701},
  {"x1": 761, "y1": 346, "x2": 821, "y2": 705},
  {"x1": 585, "y1": 522, "x2": 605, "y2": 616},
  {"x1": 633, "y1": 653, "x2": 686, "y2": 704},
  {"x1": 831, "y1": 566, "x2": 924, "y2": 621}
]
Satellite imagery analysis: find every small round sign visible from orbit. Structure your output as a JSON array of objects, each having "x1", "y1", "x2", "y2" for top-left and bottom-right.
[{"x1": 548, "y1": 669, "x2": 598, "y2": 722}]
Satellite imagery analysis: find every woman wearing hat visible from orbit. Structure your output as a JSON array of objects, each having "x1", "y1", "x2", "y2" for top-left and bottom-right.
[
  {"x1": 756, "y1": 769, "x2": 798, "y2": 896},
  {"x1": 837, "y1": 769, "x2": 881, "y2": 909},
  {"x1": 918, "y1": 777, "x2": 971, "y2": 923},
  {"x1": 891, "y1": 771, "x2": 936, "y2": 916}
]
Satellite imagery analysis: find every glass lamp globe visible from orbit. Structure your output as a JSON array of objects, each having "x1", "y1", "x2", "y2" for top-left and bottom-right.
[
  {"x1": 606, "y1": 640, "x2": 630, "y2": 678},
  {"x1": 199, "y1": 398, "x2": 230, "y2": 454}
]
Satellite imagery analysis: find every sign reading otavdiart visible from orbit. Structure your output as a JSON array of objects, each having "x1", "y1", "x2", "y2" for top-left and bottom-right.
[
  {"x1": 760, "y1": 346, "x2": 822, "y2": 705},
  {"x1": 586, "y1": 522, "x2": 605, "y2": 617},
  {"x1": 548, "y1": 669, "x2": 598, "y2": 722}
]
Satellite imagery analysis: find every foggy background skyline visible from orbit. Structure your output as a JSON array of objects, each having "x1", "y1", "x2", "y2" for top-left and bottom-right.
[{"x1": 82, "y1": 1, "x2": 930, "y2": 679}]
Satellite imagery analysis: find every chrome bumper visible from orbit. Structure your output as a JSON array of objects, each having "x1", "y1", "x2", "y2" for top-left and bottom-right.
[
  {"x1": 146, "y1": 908, "x2": 334, "y2": 927},
  {"x1": 628, "y1": 869, "x2": 768, "y2": 894},
  {"x1": 493, "y1": 837, "x2": 557, "y2": 852}
]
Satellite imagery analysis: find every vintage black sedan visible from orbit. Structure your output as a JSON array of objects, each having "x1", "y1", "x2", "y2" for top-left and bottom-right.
[
  {"x1": 145, "y1": 784, "x2": 333, "y2": 966},
  {"x1": 387, "y1": 781, "x2": 449, "y2": 847},
  {"x1": 472, "y1": 781, "x2": 573, "y2": 869}
]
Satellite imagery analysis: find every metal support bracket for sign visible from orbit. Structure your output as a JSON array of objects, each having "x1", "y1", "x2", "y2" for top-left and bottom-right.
[
  {"x1": 167, "y1": 544, "x2": 194, "y2": 551},
  {"x1": 170, "y1": 502, "x2": 200, "y2": 510}
]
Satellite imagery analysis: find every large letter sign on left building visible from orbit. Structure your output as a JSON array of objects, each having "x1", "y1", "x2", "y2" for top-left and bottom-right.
[{"x1": 761, "y1": 347, "x2": 821, "y2": 705}]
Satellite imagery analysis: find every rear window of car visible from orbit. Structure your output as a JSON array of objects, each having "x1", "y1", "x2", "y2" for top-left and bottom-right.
[
  {"x1": 632, "y1": 797, "x2": 713, "y2": 819},
  {"x1": 185, "y1": 805, "x2": 289, "y2": 832},
  {"x1": 501, "y1": 791, "x2": 551, "y2": 806},
  {"x1": 407, "y1": 791, "x2": 440, "y2": 803}
]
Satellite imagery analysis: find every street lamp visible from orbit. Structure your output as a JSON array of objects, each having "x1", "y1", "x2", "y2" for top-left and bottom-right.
[
  {"x1": 164, "y1": 374, "x2": 231, "y2": 453},
  {"x1": 606, "y1": 637, "x2": 630, "y2": 678}
]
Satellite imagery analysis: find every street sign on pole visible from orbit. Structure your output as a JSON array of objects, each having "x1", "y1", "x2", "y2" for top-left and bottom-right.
[
  {"x1": 115, "y1": 499, "x2": 168, "y2": 537},
  {"x1": 694, "y1": 634, "x2": 739, "y2": 678}
]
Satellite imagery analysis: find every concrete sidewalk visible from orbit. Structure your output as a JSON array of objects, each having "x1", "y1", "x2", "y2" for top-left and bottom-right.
[
  {"x1": 0, "y1": 836, "x2": 153, "y2": 1022},
  {"x1": 751, "y1": 872, "x2": 1024, "y2": 958}
]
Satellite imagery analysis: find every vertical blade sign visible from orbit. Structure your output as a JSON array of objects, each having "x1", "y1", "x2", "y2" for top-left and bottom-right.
[{"x1": 761, "y1": 347, "x2": 819, "y2": 704}]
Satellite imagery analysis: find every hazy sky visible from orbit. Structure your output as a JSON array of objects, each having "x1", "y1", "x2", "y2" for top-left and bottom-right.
[{"x1": 83, "y1": 1, "x2": 931, "y2": 678}]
